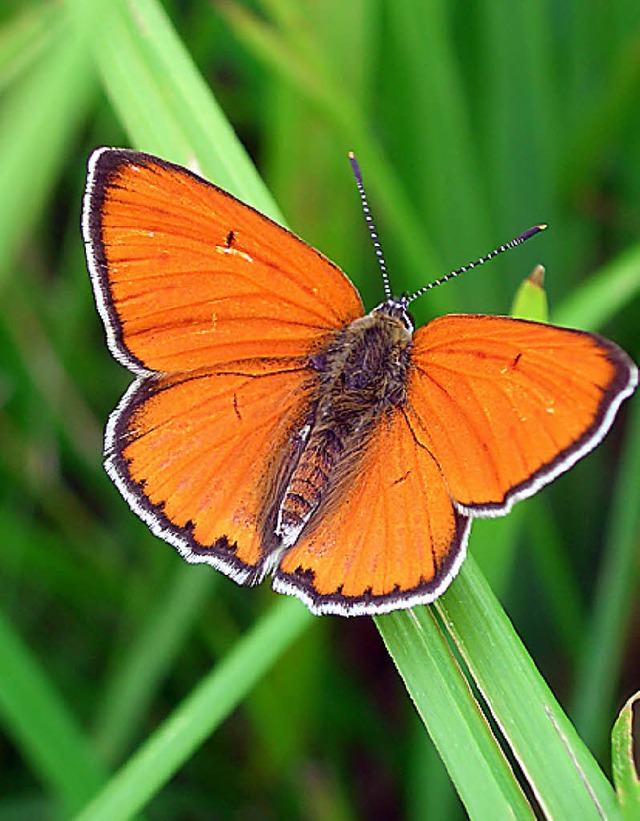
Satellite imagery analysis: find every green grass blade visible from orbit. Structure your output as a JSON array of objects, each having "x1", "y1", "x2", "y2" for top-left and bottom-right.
[
  {"x1": 572, "y1": 395, "x2": 640, "y2": 751},
  {"x1": 525, "y1": 498, "x2": 586, "y2": 662},
  {"x1": 378, "y1": 555, "x2": 620, "y2": 817},
  {"x1": 384, "y1": 0, "x2": 489, "y2": 280},
  {"x1": 66, "y1": 0, "x2": 276, "y2": 213},
  {"x1": 217, "y1": 1, "x2": 452, "y2": 313},
  {"x1": 435, "y1": 558, "x2": 619, "y2": 818},
  {"x1": 0, "y1": 2, "x2": 58, "y2": 93},
  {"x1": 611, "y1": 692, "x2": 640, "y2": 819},
  {"x1": 0, "y1": 608, "x2": 105, "y2": 814},
  {"x1": 553, "y1": 242, "x2": 640, "y2": 331},
  {"x1": 93, "y1": 567, "x2": 216, "y2": 764},
  {"x1": 0, "y1": 4, "x2": 95, "y2": 283},
  {"x1": 76, "y1": 598, "x2": 313, "y2": 821},
  {"x1": 375, "y1": 607, "x2": 532, "y2": 817},
  {"x1": 477, "y1": 2, "x2": 558, "y2": 250},
  {"x1": 510, "y1": 265, "x2": 550, "y2": 322}
]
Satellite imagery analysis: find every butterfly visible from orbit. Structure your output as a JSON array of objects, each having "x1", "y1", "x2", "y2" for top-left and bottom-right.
[{"x1": 82, "y1": 148, "x2": 638, "y2": 616}]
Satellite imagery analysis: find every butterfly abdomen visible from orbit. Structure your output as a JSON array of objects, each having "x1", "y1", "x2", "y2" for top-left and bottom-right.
[
  {"x1": 276, "y1": 428, "x2": 345, "y2": 547},
  {"x1": 273, "y1": 306, "x2": 413, "y2": 550}
]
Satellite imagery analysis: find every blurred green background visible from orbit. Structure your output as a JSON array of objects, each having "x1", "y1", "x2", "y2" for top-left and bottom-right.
[{"x1": 1, "y1": 0, "x2": 639, "y2": 818}]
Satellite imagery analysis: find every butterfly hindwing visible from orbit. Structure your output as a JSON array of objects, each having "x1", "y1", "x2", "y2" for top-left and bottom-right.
[
  {"x1": 273, "y1": 405, "x2": 470, "y2": 615},
  {"x1": 107, "y1": 365, "x2": 316, "y2": 579}
]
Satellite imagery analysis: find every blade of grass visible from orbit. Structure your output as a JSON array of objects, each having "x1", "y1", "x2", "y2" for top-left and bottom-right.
[
  {"x1": 0, "y1": 4, "x2": 96, "y2": 283},
  {"x1": 217, "y1": 1, "x2": 456, "y2": 314},
  {"x1": 65, "y1": 0, "x2": 276, "y2": 214},
  {"x1": 434, "y1": 557, "x2": 619, "y2": 818},
  {"x1": 560, "y1": 36, "x2": 640, "y2": 205},
  {"x1": 0, "y1": 608, "x2": 106, "y2": 815},
  {"x1": 75, "y1": 597, "x2": 313, "y2": 821},
  {"x1": 553, "y1": 242, "x2": 640, "y2": 331},
  {"x1": 572, "y1": 395, "x2": 640, "y2": 753},
  {"x1": 525, "y1": 498, "x2": 586, "y2": 662},
  {"x1": 477, "y1": 1, "x2": 558, "y2": 252},
  {"x1": 261, "y1": 0, "x2": 376, "y2": 304},
  {"x1": 1, "y1": 281, "x2": 103, "y2": 468},
  {"x1": 375, "y1": 607, "x2": 532, "y2": 817},
  {"x1": 510, "y1": 265, "x2": 550, "y2": 322},
  {"x1": 93, "y1": 566, "x2": 216, "y2": 764},
  {"x1": 0, "y1": 2, "x2": 59, "y2": 93},
  {"x1": 611, "y1": 692, "x2": 640, "y2": 817},
  {"x1": 384, "y1": 0, "x2": 490, "y2": 285},
  {"x1": 406, "y1": 725, "x2": 462, "y2": 821}
]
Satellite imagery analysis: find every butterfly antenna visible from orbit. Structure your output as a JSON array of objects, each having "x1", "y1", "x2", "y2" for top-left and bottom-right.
[
  {"x1": 349, "y1": 152, "x2": 393, "y2": 301},
  {"x1": 406, "y1": 223, "x2": 548, "y2": 306}
]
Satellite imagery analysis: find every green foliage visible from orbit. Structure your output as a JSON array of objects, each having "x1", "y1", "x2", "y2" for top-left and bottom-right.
[
  {"x1": 0, "y1": 0, "x2": 638, "y2": 817},
  {"x1": 612, "y1": 693, "x2": 640, "y2": 818}
]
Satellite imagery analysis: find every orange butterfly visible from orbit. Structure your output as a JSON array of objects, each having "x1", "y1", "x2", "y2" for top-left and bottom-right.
[{"x1": 82, "y1": 148, "x2": 637, "y2": 616}]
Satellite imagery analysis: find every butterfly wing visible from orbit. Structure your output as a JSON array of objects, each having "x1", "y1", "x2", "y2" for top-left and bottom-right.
[
  {"x1": 108, "y1": 367, "x2": 315, "y2": 580},
  {"x1": 405, "y1": 314, "x2": 638, "y2": 515},
  {"x1": 273, "y1": 407, "x2": 470, "y2": 615},
  {"x1": 83, "y1": 148, "x2": 364, "y2": 375},
  {"x1": 83, "y1": 148, "x2": 364, "y2": 578}
]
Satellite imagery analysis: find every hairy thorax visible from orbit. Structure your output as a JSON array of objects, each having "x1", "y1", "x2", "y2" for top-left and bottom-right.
[{"x1": 271, "y1": 305, "x2": 413, "y2": 552}]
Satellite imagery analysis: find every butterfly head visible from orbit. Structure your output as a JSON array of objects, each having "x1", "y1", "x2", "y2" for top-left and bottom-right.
[{"x1": 371, "y1": 296, "x2": 414, "y2": 334}]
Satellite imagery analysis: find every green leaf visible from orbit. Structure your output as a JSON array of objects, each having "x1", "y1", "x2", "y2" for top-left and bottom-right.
[
  {"x1": 573, "y1": 397, "x2": 640, "y2": 753},
  {"x1": 438, "y1": 560, "x2": 619, "y2": 818},
  {"x1": 612, "y1": 692, "x2": 640, "y2": 819},
  {"x1": 377, "y1": 557, "x2": 621, "y2": 819},
  {"x1": 376, "y1": 606, "x2": 532, "y2": 818},
  {"x1": 218, "y1": 0, "x2": 453, "y2": 313},
  {"x1": 553, "y1": 242, "x2": 640, "y2": 332},
  {"x1": 66, "y1": 0, "x2": 276, "y2": 214},
  {"x1": 510, "y1": 264, "x2": 550, "y2": 322},
  {"x1": 93, "y1": 566, "x2": 216, "y2": 764},
  {"x1": 0, "y1": 609, "x2": 105, "y2": 815},
  {"x1": 0, "y1": 2, "x2": 95, "y2": 282},
  {"x1": 77, "y1": 598, "x2": 313, "y2": 821}
]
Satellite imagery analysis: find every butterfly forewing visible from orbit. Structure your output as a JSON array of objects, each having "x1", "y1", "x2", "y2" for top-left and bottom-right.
[
  {"x1": 406, "y1": 314, "x2": 637, "y2": 514},
  {"x1": 84, "y1": 148, "x2": 364, "y2": 375}
]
